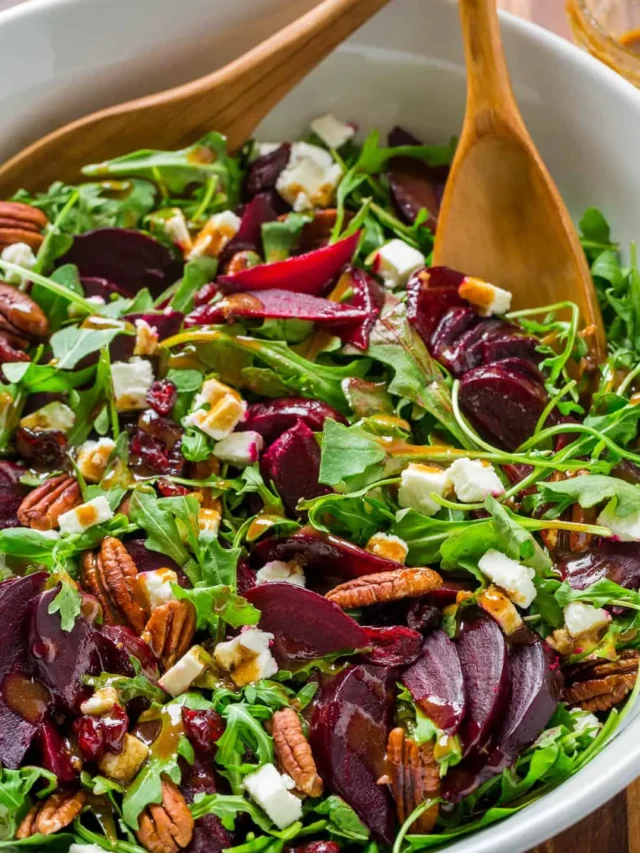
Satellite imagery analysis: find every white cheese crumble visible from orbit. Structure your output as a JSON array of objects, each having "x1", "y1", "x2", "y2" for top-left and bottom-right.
[
  {"x1": 76, "y1": 437, "x2": 115, "y2": 483},
  {"x1": 184, "y1": 378, "x2": 247, "y2": 441},
  {"x1": 198, "y1": 507, "x2": 221, "y2": 535},
  {"x1": 365, "y1": 532, "x2": 409, "y2": 563},
  {"x1": 213, "y1": 431, "x2": 264, "y2": 466},
  {"x1": 564, "y1": 601, "x2": 611, "y2": 638},
  {"x1": 275, "y1": 142, "x2": 342, "y2": 211},
  {"x1": 397, "y1": 464, "x2": 449, "y2": 517},
  {"x1": 158, "y1": 645, "x2": 208, "y2": 697},
  {"x1": 20, "y1": 401, "x2": 76, "y2": 433},
  {"x1": 187, "y1": 210, "x2": 241, "y2": 260},
  {"x1": 80, "y1": 686, "x2": 118, "y2": 716},
  {"x1": 255, "y1": 560, "x2": 306, "y2": 587},
  {"x1": 596, "y1": 502, "x2": 640, "y2": 541},
  {"x1": 458, "y1": 277, "x2": 513, "y2": 316},
  {"x1": 98, "y1": 733, "x2": 149, "y2": 784},
  {"x1": 164, "y1": 209, "x2": 192, "y2": 253},
  {"x1": 133, "y1": 318, "x2": 159, "y2": 356},
  {"x1": 310, "y1": 114, "x2": 355, "y2": 149},
  {"x1": 1, "y1": 242, "x2": 36, "y2": 284},
  {"x1": 478, "y1": 549, "x2": 537, "y2": 608},
  {"x1": 58, "y1": 496, "x2": 114, "y2": 535},
  {"x1": 111, "y1": 359, "x2": 154, "y2": 411},
  {"x1": 138, "y1": 568, "x2": 179, "y2": 610},
  {"x1": 243, "y1": 763, "x2": 303, "y2": 829},
  {"x1": 373, "y1": 239, "x2": 425, "y2": 289},
  {"x1": 214, "y1": 628, "x2": 278, "y2": 687},
  {"x1": 445, "y1": 458, "x2": 505, "y2": 503}
]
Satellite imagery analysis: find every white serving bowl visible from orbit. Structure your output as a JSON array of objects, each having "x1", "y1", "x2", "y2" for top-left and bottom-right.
[{"x1": 1, "y1": 0, "x2": 640, "y2": 849}]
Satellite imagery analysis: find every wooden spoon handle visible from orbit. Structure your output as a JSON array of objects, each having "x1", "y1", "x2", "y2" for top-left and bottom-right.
[
  {"x1": 457, "y1": 0, "x2": 524, "y2": 134},
  {"x1": 0, "y1": 0, "x2": 388, "y2": 194}
]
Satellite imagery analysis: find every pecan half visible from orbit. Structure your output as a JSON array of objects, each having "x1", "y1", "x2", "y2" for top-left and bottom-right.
[
  {"x1": 136, "y1": 778, "x2": 194, "y2": 853},
  {"x1": 16, "y1": 789, "x2": 85, "y2": 837},
  {"x1": 0, "y1": 201, "x2": 48, "y2": 251},
  {"x1": 142, "y1": 600, "x2": 197, "y2": 670},
  {"x1": 81, "y1": 537, "x2": 146, "y2": 633},
  {"x1": 0, "y1": 283, "x2": 49, "y2": 339},
  {"x1": 326, "y1": 567, "x2": 442, "y2": 609},
  {"x1": 17, "y1": 474, "x2": 81, "y2": 530},
  {"x1": 273, "y1": 707, "x2": 323, "y2": 797},
  {"x1": 386, "y1": 728, "x2": 439, "y2": 834},
  {"x1": 563, "y1": 650, "x2": 639, "y2": 712}
]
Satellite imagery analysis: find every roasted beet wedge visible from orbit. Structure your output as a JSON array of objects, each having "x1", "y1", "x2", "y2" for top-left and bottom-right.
[
  {"x1": 181, "y1": 754, "x2": 233, "y2": 853},
  {"x1": 60, "y1": 228, "x2": 183, "y2": 297},
  {"x1": 217, "y1": 231, "x2": 360, "y2": 297},
  {"x1": 251, "y1": 526, "x2": 404, "y2": 580},
  {"x1": 82, "y1": 276, "x2": 128, "y2": 300},
  {"x1": 185, "y1": 289, "x2": 369, "y2": 327},
  {"x1": 244, "y1": 144, "x2": 291, "y2": 197},
  {"x1": 0, "y1": 460, "x2": 27, "y2": 528},
  {"x1": 479, "y1": 334, "x2": 541, "y2": 366},
  {"x1": 407, "y1": 267, "x2": 465, "y2": 345},
  {"x1": 260, "y1": 420, "x2": 330, "y2": 515},
  {"x1": 459, "y1": 359, "x2": 548, "y2": 451},
  {"x1": 456, "y1": 608, "x2": 510, "y2": 756},
  {"x1": 335, "y1": 266, "x2": 385, "y2": 351},
  {"x1": 387, "y1": 127, "x2": 449, "y2": 232},
  {"x1": 124, "y1": 538, "x2": 181, "y2": 574},
  {"x1": 38, "y1": 719, "x2": 78, "y2": 783},
  {"x1": 361, "y1": 625, "x2": 422, "y2": 667},
  {"x1": 245, "y1": 583, "x2": 368, "y2": 666},
  {"x1": 310, "y1": 664, "x2": 396, "y2": 843},
  {"x1": 238, "y1": 398, "x2": 346, "y2": 444},
  {"x1": 430, "y1": 307, "x2": 481, "y2": 368},
  {"x1": 402, "y1": 629, "x2": 466, "y2": 734},
  {"x1": 221, "y1": 192, "x2": 279, "y2": 266},
  {"x1": 558, "y1": 539, "x2": 640, "y2": 591}
]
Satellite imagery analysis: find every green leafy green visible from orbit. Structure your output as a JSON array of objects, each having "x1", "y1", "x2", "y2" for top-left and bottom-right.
[
  {"x1": 171, "y1": 257, "x2": 218, "y2": 314},
  {"x1": 215, "y1": 703, "x2": 274, "y2": 793},
  {"x1": 0, "y1": 766, "x2": 56, "y2": 841},
  {"x1": 85, "y1": 671, "x2": 166, "y2": 705},
  {"x1": 47, "y1": 571, "x2": 82, "y2": 632},
  {"x1": 261, "y1": 213, "x2": 311, "y2": 262},
  {"x1": 312, "y1": 796, "x2": 370, "y2": 841},
  {"x1": 538, "y1": 474, "x2": 640, "y2": 517},
  {"x1": 319, "y1": 419, "x2": 386, "y2": 487},
  {"x1": 49, "y1": 325, "x2": 128, "y2": 369}
]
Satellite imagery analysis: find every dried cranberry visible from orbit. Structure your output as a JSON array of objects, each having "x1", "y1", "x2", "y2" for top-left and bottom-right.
[
  {"x1": 292, "y1": 844, "x2": 341, "y2": 853},
  {"x1": 0, "y1": 333, "x2": 29, "y2": 364},
  {"x1": 147, "y1": 379, "x2": 177, "y2": 417},
  {"x1": 182, "y1": 708, "x2": 225, "y2": 755},
  {"x1": 194, "y1": 282, "x2": 218, "y2": 307},
  {"x1": 157, "y1": 478, "x2": 190, "y2": 497},
  {"x1": 14, "y1": 428, "x2": 68, "y2": 469},
  {"x1": 73, "y1": 715, "x2": 105, "y2": 762},
  {"x1": 101, "y1": 704, "x2": 128, "y2": 754},
  {"x1": 130, "y1": 413, "x2": 185, "y2": 477},
  {"x1": 38, "y1": 719, "x2": 77, "y2": 783},
  {"x1": 406, "y1": 599, "x2": 442, "y2": 634}
]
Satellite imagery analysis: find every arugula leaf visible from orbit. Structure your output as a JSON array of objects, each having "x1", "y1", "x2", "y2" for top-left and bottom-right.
[
  {"x1": 198, "y1": 537, "x2": 242, "y2": 587},
  {"x1": 261, "y1": 214, "x2": 311, "y2": 262},
  {"x1": 312, "y1": 795, "x2": 370, "y2": 841},
  {"x1": 174, "y1": 583, "x2": 259, "y2": 633},
  {"x1": 85, "y1": 671, "x2": 166, "y2": 704},
  {"x1": 68, "y1": 348, "x2": 112, "y2": 444},
  {"x1": 191, "y1": 792, "x2": 273, "y2": 832},
  {"x1": 392, "y1": 510, "x2": 480, "y2": 565},
  {"x1": 49, "y1": 325, "x2": 128, "y2": 369},
  {"x1": 0, "y1": 529, "x2": 57, "y2": 567},
  {"x1": 47, "y1": 571, "x2": 82, "y2": 632},
  {"x1": 128, "y1": 488, "x2": 193, "y2": 571},
  {"x1": 555, "y1": 578, "x2": 640, "y2": 611},
  {"x1": 0, "y1": 833, "x2": 76, "y2": 849},
  {"x1": 318, "y1": 419, "x2": 386, "y2": 487},
  {"x1": 2, "y1": 362, "x2": 95, "y2": 394},
  {"x1": 215, "y1": 703, "x2": 274, "y2": 793},
  {"x1": 538, "y1": 474, "x2": 640, "y2": 517},
  {"x1": 0, "y1": 766, "x2": 56, "y2": 841},
  {"x1": 303, "y1": 491, "x2": 394, "y2": 545},
  {"x1": 171, "y1": 257, "x2": 218, "y2": 314},
  {"x1": 30, "y1": 264, "x2": 82, "y2": 330}
]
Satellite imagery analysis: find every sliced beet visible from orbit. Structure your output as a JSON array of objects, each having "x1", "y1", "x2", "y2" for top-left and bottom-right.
[
  {"x1": 220, "y1": 192, "x2": 279, "y2": 268},
  {"x1": 361, "y1": 625, "x2": 422, "y2": 667},
  {"x1": 244, "y1": 583, "x2": 368, "y2": 666},
  {"x1": 479, "y1": 334, "x2": 541, "y2": 366},
  {"x1": 335, "y1": 266, "x2": 384, "y2": 351},
  {"x1": 124, "y1": 538, "x2": 181, "y2": 574},
  {"x1": 251, "y1": 526, "x2": 403, "y2": 580},
  {"x1": 61, "y1": 229, "x2": 183, "y2": 297},
  {"x1": 217, "y1": 231, "x2": 360, "y2": 297},
  {"x1": 444, "y1": 317, "x2": 512, "y2": 377},
  {"x1": 310, "y1": 663, "x2": 395, "y2": 843},
  {"x1": 459, "y1": 359, "x2": 549, "y2": 451},
  {"x1": 185, "y1": 289, "x2": 369, "y2": 327},
  {"x1": 244, "y1": 143, "x2": 291, "y2": 197},
  {"x1": 0, "y1": 704, "x2": 38, "y2": 770},
  {"x1": 430, "y1": 307, "x2": 481, "y2": 368},
  {"x1": 0, "y1": 460, "x2": 28, "y2": 528},
  {"x1": 82, "y1": 276, "x2": 128, "y2": 300},
  {"x1": 407, "y1": 269, "x2": 465, "y2": 346},
  {"x1": 38, "y1": 719, "x2": 77, "y2": 783},
  {"x1": 98, "y1": 625, "x2": 160, "y2": 681},
  {"x1": 260, "y1": 420, "x2": 330, "y2": 515},
  {"x1": 386, "y1": 127, "x2": 448, "y2": 232},
  {"x1": 558, "y1": 539, "x2": 640, "y2": 591},
  {"x1": 238, "y1": 398, "x2": 346, "y2": 444},
  {"x1": 456, "y1": 608, "x2": 509, "y2": 756},
  {"x1": 401, "y1": 629, "x2": 466, "y2": 734}
]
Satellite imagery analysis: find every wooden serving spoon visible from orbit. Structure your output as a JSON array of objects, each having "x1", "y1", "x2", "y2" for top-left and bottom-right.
[
  {"x1": 434, "y1": 0, "x2": 606, "y2": 358},
  {"x1": 0, "y1": 0, "x2": 389, "y2": 196}
]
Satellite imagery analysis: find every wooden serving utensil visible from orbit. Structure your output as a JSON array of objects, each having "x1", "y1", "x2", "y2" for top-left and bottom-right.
[
  {"x1": 434, "y1": 0, "x2": 605, "y2": 358},
  {"x1": 0, "y1": 0, "x2": 388, "y2": 196}
]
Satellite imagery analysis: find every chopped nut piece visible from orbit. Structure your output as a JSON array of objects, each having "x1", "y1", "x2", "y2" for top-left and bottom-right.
[
  {"x1": 273, "y1": 707, "x2": 323, "y2": 797},
  {"x1": 136, "y1": 779, "x2": 194, "y2": 853},
  {"x1": 99, "y1": 733, "x2": 149, "y2": 784},
  {"x1": 477, "y1": 585, "x2": 523, "y2": 636},
  {"x1": 16, "y1": 790, "x2": 85, "y2": 837},
  {"x1": 81, "y1": 537, "x2": 146, "y2": 632},
  {"x1": 142, "y1": 600, "x2": 197, "y2": 670},
  {"x1": 325, "y1": 567, "x2": 442, "y2": 610},
  {"x1": 17, "y1": 474, "x2": 81, "y2": 531},
  {"x1": 386, "y1": 728, "x2": 439, "y2": 833},
  {"x1": 563, "y1": 650, "x2": 639, "y2": 712},
  {"x1": 80, "y1": 686, "x2": 119, "y2": 716},
  {"x1": 0, "y1": 201, "x2": 48, "y2": 251}
]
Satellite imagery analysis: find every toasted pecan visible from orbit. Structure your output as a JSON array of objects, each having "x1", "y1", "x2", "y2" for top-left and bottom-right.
[
  {"x1": 17, "y1": 474, "x2": 81, "y2": 531},
  {"x1": 326, "y1": 567, "x2": 442, "y2": 609},
  {"x1": 0, "y1": 283, "x2": 48, "y2": 338},
  {"x1": 81, "y1": 537, "x2": 146, "y2": 633},
  {"x1": 142, "y1": 600, "x2": 197, "y2": 670},
  {"x1": 273, "y1": 707, "x2": 323, "y2": 797},
  {"x1": 386, "y1": 728, "x2": 439, "y2": 834},
  {"x1": 16, "y1": 790, "x2": 85, "y2": 837},
  {"x1": 563, "y1": 650, "x2": 639, "y2": 712},
  {"x1": 0, "y1": 201, "x2": 48, "y2": 251},
  {"x1": 136, "y1": 779, "x2": 194, "y2": 853}
]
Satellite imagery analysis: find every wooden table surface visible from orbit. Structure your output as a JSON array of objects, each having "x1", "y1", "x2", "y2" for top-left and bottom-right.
[{"x1": 0, "y1": 0, "x2": 635, "y2": 848}]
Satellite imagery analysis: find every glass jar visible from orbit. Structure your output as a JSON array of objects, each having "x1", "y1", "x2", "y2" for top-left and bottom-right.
[{"x1": 566, "y1": 0, "x2": 640, "y2": 87}]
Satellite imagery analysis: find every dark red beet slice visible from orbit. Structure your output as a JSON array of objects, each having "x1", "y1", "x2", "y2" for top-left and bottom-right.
[
  {"x1": 361, "y1": 625, "x2": 422, "y2": 666},
  {"x1": 61, "y1": 229, "x2": 183, "y2": 297},
  {"x1": 407, "y1": 268, "x2": 465, "y2": 346},
  {"x1": 217, "y1": 231, "x2": 360, "y2": 297},
  {"x1": 181, "y1": 754, "x2": 233, "y2": 853},
  {"x1": 456, "y1": 609, "x2": 509, "y2": 756},
  {"x1": 82, "y1": 276, "x2": 128, "y2": 300},
  {"x1": 38, "y1": 719, "x2": 77, "y2": 783},
  {"x1": 238, "y1": 398, "x2": 346, "y2": 444},
  {"x1": 459, "y1": 359, "x2": 548, "y2": 451},
  {"x1": 402, "y1": 629, "x2": 466, "y2": 734},
  {"x1": 260, "y1": 420, "x2": 330, "y2": 515},
  {"x1": 124, "y1": 538, "x2": 181, "y2": 574},
  {"x1": 335, "y1": 266, "x2": 385, "y2": 351},
  {"x1": 430, "y1": 307, "x2": 481, "y2": 368},
  {"x1": 480, "y1": 334, "x2": 541, "y2": 366},
  {"x1": 387, "y1": 127, "x2": 448, "y2": 232},
  {"x1": 310, "y1": 664, "x2": 395, "y2": 843},
  {"x1": 244, "y1": 143, "x2": 291, "y2": 197},
  {"x1": 185, "y1": 289, "x2": 369, "y2": 327},
  {"x1": 444, "y1": 317, "x2": 512, "y2": 377},
  {"x1": 0, "y1": 460, "x2": 27, "y2": 528},
  {"x1": 558, "y1": 539, "x2": 640, "y2": 591},
  {"x1": 220, "y1": 192, "x2": 279, "y2": 268},
  {"x1": 251, "y1": 526, "x2": 403, "y2": 580},
  {"x1": 99, "y1": 625, "x2": 160, "y2": 681},
  {"x1": 245, "y1": 583, "x2": 368, "y2": 667}
]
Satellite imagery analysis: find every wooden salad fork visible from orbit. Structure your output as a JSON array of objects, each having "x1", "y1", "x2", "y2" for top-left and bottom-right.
[
  {"x1": 434, "y1": 0, "x2": 606, "y2": 359},
  {"x1": 0, "y1": 0, "x2": 389, "y2": 196}
]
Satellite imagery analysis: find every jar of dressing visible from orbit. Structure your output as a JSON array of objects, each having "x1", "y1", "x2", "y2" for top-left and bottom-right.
[{"x1": 566, "y1": 0, "x2": 640, "y2": 87}]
